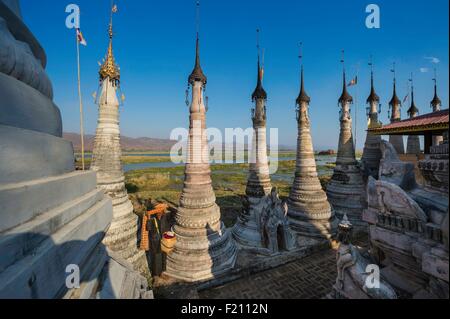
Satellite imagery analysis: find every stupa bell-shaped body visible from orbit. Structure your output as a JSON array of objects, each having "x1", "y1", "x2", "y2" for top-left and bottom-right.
[
  {"x1": 326, "y1": 71, "x2": 367, "y2": 232},
  {"x1": 361, "y1": 71, "x2": 382, "y2": 179},
  {"x1": 90, "y1": 27, "x2": 146, "y2": 272},
  {"x1": 164, "y1": 37, "x2": 237, "y2": 282},
  {"x1": 287, "y1": 67, "x2": 337, "y2": 239}
]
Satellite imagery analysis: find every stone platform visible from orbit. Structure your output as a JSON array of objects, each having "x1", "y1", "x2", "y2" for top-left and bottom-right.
[{"x1": 154, "y1": 234, "x2": 330, "y2": 298}]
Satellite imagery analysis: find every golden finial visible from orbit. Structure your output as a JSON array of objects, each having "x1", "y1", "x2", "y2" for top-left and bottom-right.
[{"x1": 99, "y1": 3, "x2": 120, "y2": 84}]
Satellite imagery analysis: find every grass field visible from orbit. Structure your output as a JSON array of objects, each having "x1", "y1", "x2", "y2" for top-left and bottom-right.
[{"x1": 125, "y1": 159, "x2": 334, "y2": 228}]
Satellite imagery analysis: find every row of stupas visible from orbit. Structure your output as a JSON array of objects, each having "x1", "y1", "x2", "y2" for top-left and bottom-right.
[{"x1": 83, "y1": 4, "x2": 447, "y2": 282}]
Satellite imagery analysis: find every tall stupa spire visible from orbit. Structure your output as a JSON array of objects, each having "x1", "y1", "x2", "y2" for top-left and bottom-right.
[
  {"x1": 406, "y1": 73, "x2": 421, "y2": 154},
  {"x1": 251, "y1": 29, "x2": 267, "y2": 101},
  {"x1": 361, "y1": 55, "x2": 382, "y2": 179},
  {"x1": 366, "y1": 56, "x2": 379, "y2": 104},
  {"x1": 431, "y1": 68, "x2": 444, "y2": 146},
  {"x1": 188, "y1": 1, "x2": 206, "y2": 85},
  {"x1": 327, "y1": 50, "x2": 366, "y2": 232},
  {"x1": 165, "y1": 0, "x2": 237, "y2": 281},
  {"x1": 90, "y1": 2, "x2": 147, "y2": 273},
  {"x1": 339, "y1": 51, "x2": 353, "y2": 104},
  {"x1": 296, "y1": 43, "x2": 310, "y2": 104},
  {"x1": 407, "y1": 75, "x2": 419, "y2": 118},
  {"x1": 287, "y1": 43, "x2": 336, "y2": 239},
  {"x1": 431, "y1": 68, "x2": 442, "y2": 111},
  {"x1": 232, "y1": 29, "x2": 295, "y2": 254},
  {"x1": 389, "y1": 63, "x2": 402, "y2": 113},
  {"x1": 388, "y1": 62, "x2": 405, "y2": 154}
]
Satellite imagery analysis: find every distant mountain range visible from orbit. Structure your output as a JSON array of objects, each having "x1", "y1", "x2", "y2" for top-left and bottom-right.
[
  {"x1": 64, "y1": 132, "x2": 296, "y2": 152},
  {"x1": 64, "y1": 133, "x2": 177, "y2": 152}
]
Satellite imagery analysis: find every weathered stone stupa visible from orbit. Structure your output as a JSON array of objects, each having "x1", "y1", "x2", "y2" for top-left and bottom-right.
[
  {"x1": 287, "y1": 59, "x2": 336, "y2": 239},
  {"x1": 232, "y1": 43, "x2": 295, "y2": 253},
  {"x1": 406, "y1": 83, "x2": 421, "y2": 155},
  {"x1": 232, "y1": 51, "x2": 274, "y2": 250},
  {"x1": 90, "y1": 19, "x2": 146, "y2": 271},
  {"x1": 0, "y1": 0, "x2": 151, "y2": 298},
  {"x1": 164, "y1": 34, "x2": 237, "y2": 282},
  {"x1": 430, "y1": 75, "x2": 443, "y2": 146},
  {"x1": 388, "y1": 74, "x2": 405, "y2": 155},
  {"x1": 326, "y1": 68, "x2": 366, "y2": 231},
  {"x1": 361, "y1": 66, "x2": 382, "y2": 179}
]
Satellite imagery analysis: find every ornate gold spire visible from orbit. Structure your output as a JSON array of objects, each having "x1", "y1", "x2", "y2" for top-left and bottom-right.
[{"x1": 99, "y1": 14, "x2": 120, "y2": 84}]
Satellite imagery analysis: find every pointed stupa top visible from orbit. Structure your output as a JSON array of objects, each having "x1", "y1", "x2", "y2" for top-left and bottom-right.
[
  {"x1": 252, "y1": 56, "x2": 267, "y2": 101},
  {"x1": 389, "y1": 78, "x2": 401, "y2": 107},
  {"x1": 339, "y1": 71, "x2": 353, "y2": 104},
  {"x1": 430, "y1": 82, "x2": 442, "y2": 109},
  {"x1": 296, "y1": 65, "x2": 310, "y2": 104},
  {"x1": 407, "y1": 86, "x2": 419, "y2": 117},
  {"x1": 99, "y1": 22, "x2": 120, "y2": 83},
  {"x1": 366, "y1": 70, "x2": 380, "y2": 104},
  {"x1": 188, "y1": 33, "x2": 207, "y2": 85}
]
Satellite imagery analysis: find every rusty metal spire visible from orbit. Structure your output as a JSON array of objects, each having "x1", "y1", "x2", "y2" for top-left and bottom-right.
[
  {"x1": 188, "y1": 1, "x2": 207, "y2": 85},
  {"x1": 252, "y1": 28, "x2": 267, "y2": 101},
  {"x1": 339, "y1": 50, "x2": 353, "y2": 104},
  {"x1": 431, "y1": 68, "x2": 442, "y2": 109},
  {"x1": 366, "y1": 55, "x2": 379, "y2": 104},
  {"x1": 296, "y1": 42, "x2": 310, "y2": 104}
]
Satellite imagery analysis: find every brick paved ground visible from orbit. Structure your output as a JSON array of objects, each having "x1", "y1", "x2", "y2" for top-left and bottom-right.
[{"x1": 198, "y1": 237, "x2": 368, "y2": 299}]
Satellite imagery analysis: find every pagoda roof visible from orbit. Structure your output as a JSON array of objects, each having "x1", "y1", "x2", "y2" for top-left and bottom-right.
[{"x1": 370, "y1": 109, "x2": 449, "y2": 136}]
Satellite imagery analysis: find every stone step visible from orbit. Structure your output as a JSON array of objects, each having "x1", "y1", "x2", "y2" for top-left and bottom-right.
[
  {"x1": 0, "y1": 124, "x2": 74, "y2": 184},
  {"x1": 0, "y1": 171, "x2": 97, "y2": 233},
  {"x1": 0, "y1": 188, "x2": 104, "y2": 272},
  {"x1": 0, "y1": 197, "x2": 112, "y2": 299}
]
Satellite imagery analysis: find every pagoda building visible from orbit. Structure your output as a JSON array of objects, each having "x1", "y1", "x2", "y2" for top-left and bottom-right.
[
  {"x1": 164, "y1": 33, "x2": 237, "y2": 282},
  {"x1": 287, "y1": 54, "x2": 336, "y2": 239},
  {"x1": 232, "y1": 45, "x2": 274, "y2": 250},
  {"x1": 361, "y1": 64, "x2": 382, "y2": 179},
  {"x1": 430, "y1": 73, "x2": 443, "y2": 146},
  {"x1": 326, "y1": 66, "x2": 366, "y2": 231},
  {"x1": 388, "y1": 71, "x2": 405, "y2": 155},
  {"x1": 90, "y1": 17, "x2": 146, "y2": 271},
  {"x1": 406, "y1": 82, "x2": 421, "y2": 155}
]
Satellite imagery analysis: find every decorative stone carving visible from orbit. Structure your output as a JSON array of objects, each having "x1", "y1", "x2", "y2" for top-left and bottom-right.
[
  {"x1": 362, "y1": 175, "x2": 448, "y2": 298},
  {"x1": 255, "y1": 188, "x2": 296, "y2": 255},
  {"x1": 331, "y1": 215, "x2": 398, "y2": 299},
  {"x1": 379, "y1": 140, "x2": 416, "y2": 190},
  {"x1": 0, "y1": 9, "x2": 52, "y2": 98}
]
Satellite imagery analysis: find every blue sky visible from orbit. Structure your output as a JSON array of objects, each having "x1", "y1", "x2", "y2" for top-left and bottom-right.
[{"x1": 21, "y1": 0, "x2": 449, "y2": 150}]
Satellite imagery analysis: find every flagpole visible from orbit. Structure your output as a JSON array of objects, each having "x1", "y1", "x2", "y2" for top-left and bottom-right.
[{"x1": 76, "y1": 33, "x2": 85, "y2": 171}]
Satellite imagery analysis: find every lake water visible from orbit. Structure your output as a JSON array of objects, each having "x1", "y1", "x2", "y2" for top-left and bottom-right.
[{"x1": 123, "y1": 155, "x2": 337, "y2": 173}]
